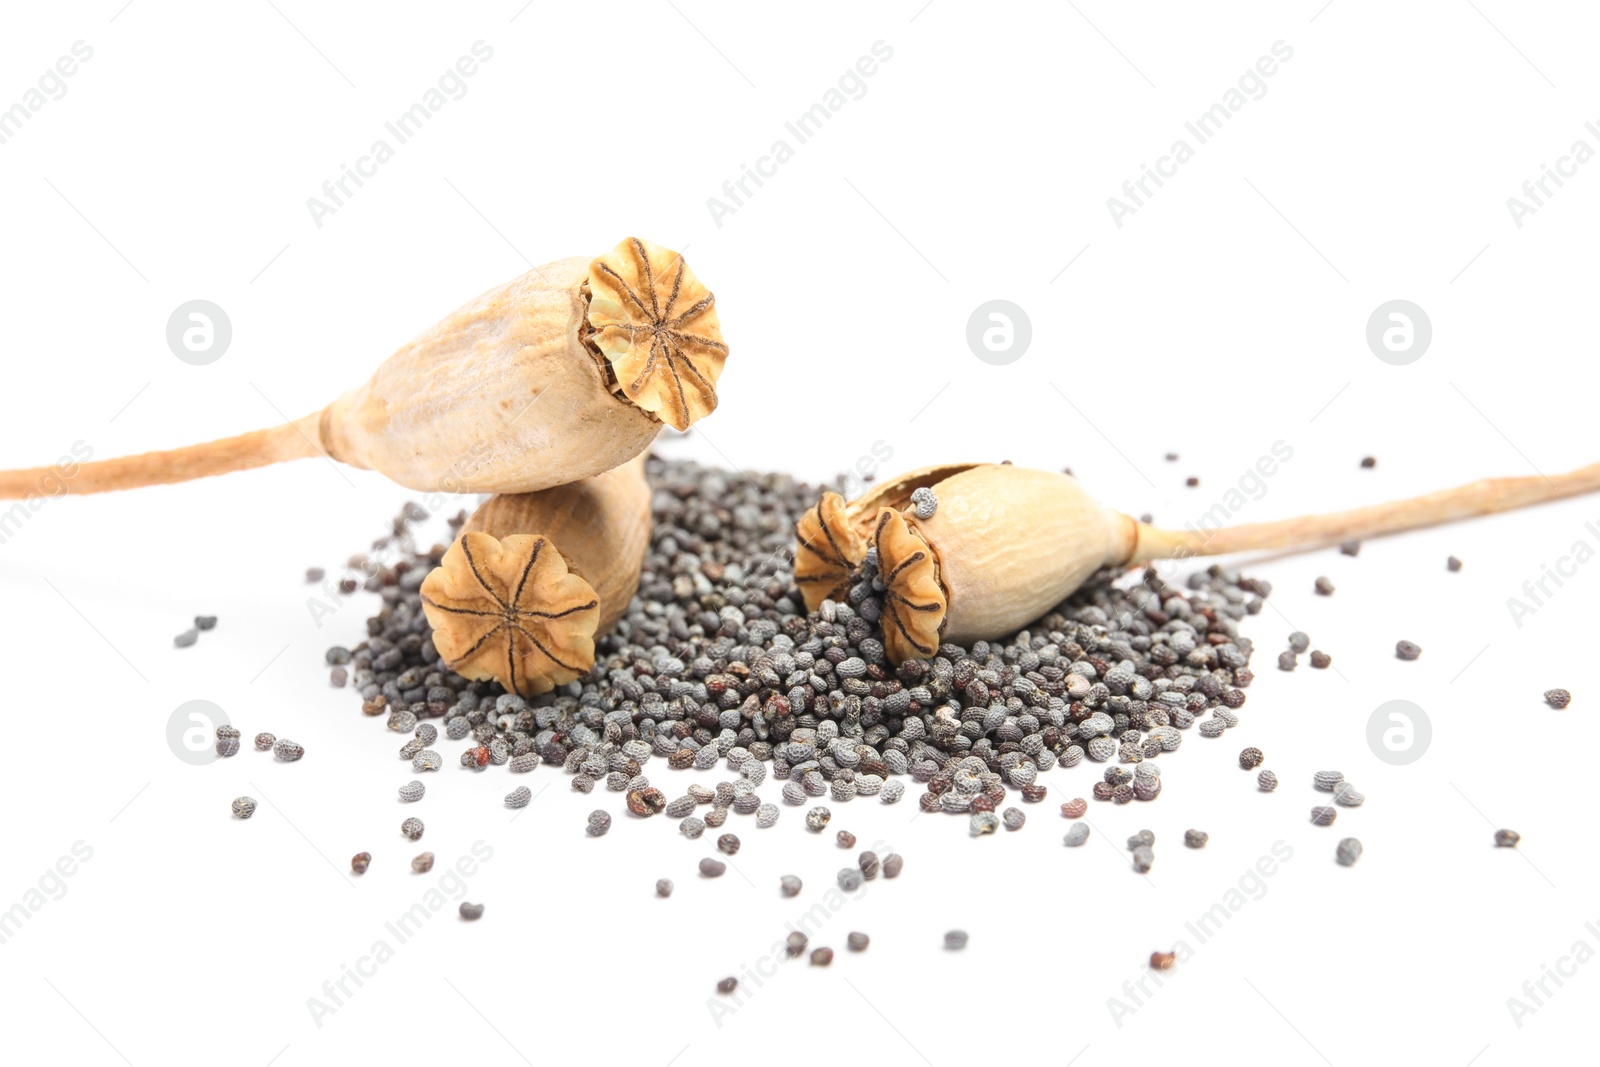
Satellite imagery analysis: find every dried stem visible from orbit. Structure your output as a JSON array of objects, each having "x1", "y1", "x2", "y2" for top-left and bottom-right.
[
  {"x1": 1127, "y1": 461, "x2": 1600, "y2": 565},
  {"x1": 0, "y1": 413, "x2": 325, "y2": 498}
]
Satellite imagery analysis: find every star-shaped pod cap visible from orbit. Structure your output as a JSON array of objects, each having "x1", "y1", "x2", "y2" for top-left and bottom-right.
[
  {"x1": 420, "y1": 532, "x2": 600, "y2": 698},
  {"x1": 872, "y1": 508, "x2": 947, "y2": 664},
  {"x1": 794, "y1": 491, "x2": 866, "y2": 612},
  {"x1": 587, "y1": 237, "x2": 727, "y2": 432}
]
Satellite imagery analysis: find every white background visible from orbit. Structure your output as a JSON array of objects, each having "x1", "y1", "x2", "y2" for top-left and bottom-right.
[{"x1": 1, "y1": 2, "x2": 1597, "y2": 1064}]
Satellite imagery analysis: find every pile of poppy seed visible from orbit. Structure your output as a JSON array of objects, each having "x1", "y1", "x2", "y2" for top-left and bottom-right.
[{"x1": 323, "y1": 454, "x2": 1275, "y2": 849}]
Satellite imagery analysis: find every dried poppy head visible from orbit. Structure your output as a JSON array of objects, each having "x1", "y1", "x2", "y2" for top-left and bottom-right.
[
  {"x1": 793, "y1": 491, "x2": 865, "y2": 612},
  {"x1": 420, "y1": 532, "x2": 600, "y2": 698},
  {"x1": 586, "y1": 237, "x2": 727, "y2": 432},
  {"x1": 0, "y1": 237, "x2": 728, "y2": 498}
]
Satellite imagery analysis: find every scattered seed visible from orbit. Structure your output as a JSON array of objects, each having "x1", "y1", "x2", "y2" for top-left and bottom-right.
[
  {"x1": 254, "y1": 732, "x2": 275, "y2": 751},
  {"x1": 505, "y1": 785, "x2": 532, "y2": 809},
  {"x1": 756, "y1": 803, "x2": 779, "y2": 828},
  {"x1": 174, "y1": 629, "x2": 199, "y2": 648},
  {"x1": 459, "y1": 902, "x2": 484, "y2": 921},
  {"x1": 1061, "y1": 798, "x2": 1088, "y2": 819},
  {"x1": 1396, "y1": 640, "x2": 1422, "y2": 661},
  {"x1": 1185, "y1": 829, "x2": 1208, "y2": 848},
  {"x1": 881, "y1": 854, "x2": 904, "y2": 879},
  {"x1": 1333, "y1": 782, "x2": 1365, "y2": 807},
  {"x1": 306, "y1": 567, "x2": 325, "y2": 583},
  {"x1": 401, "y1": 817, "x2": 424, "y2": 840},
  {"x1": 195, "y1": 615, "x2": 218, "y2": 631},
  {"x1": 1447, "y1": 555, "x2": 1462, "y2": 572},
  {"x1": 1239, "y1": 747, "x2": 1264, "y2": 770},
  {"x1": 1185, "y1": 476, "x2": 1199, "y2": 487},
  {"x1": 1002, "y1": 807, "x2": 1025, "y2": 831},
  {"x1": 1064, "y1": 823, "x2": 1091, "y2": 847},
  {"x1": 1545, "y1": 689, "x2": 1572, "y2": 709},
  {"x1": 680, "y1": 816, "x2": 705, "y2": 838},
  {"x1": 836, "y1": 830, "x2": 856, "y2": 849},
  {"x1": 216, "y1": 737, "x2": 240, "y2": 758},
  {"x1": 838, "y1": 867, "x2": 863, "y2": 891},
  {"x1": 1150, "y1": 950, "x2": 1177, "y2": 970},
  {"x1": 859, "y1": 851, "x2": 881, "y2": 879},
  {"x1": 1495, "y1": 829, "x2": 1521, "y2": 848},
  {"x1": 411, "y1": 852, "x2": 434, "y2": 873},
  {"x1": 1313, "y1": 770, "x2": 1343, "y2": 792},
  {"x1": 780, "y1": 874, "x2": 803, "y2": 897},
  {"x1": 716, "y1": 977, "x2": 738, "y2": 994},
  {"x1": 231, "y1": 796, "x2": 256, "y2": 819},
  {"x1": 909, "y1": 486, "x2": 938, "y2": 520},
  {"x1": 1314, "y1": 576, "x2": 1335, "y2": 596},
  {"x1": 399, "y1": 781, "x2": 425, "y2": 802},
  {"x1": 810, "y1": 947, "x2": 834, "y2": 966},
  {"x1": 273, "y1": 739, "x2": 304, "y2": 762},
  {"x1": 1288, "y1": 632, "x2": 1310, "y2": 654},
  {"x1": 1311, "y1": 806, "x2": 1337, "y2": 827},
  {"x1": 1127, "y1": 829, "x2": 1155, "y2": 850},
  {"x1": 717, "y1": 834, "x2": 741, "y2": 856},
  {"x1": 785, "y1": 931, "x2": 808, "y2": 957},
  {"x1": 587, "y1": 810, "x2": 613, "y2": 837},
  {"x1": 1310, "y1": 650, "x2": 1332, "y2": 669},
  {"x1": 1360, "y1": 456, "x2": 1376, "y2": 469},
  {"x1": 1336, "y1": 837, "x2": 1363, "y2": 866},
  {"x1": 351, "y1": 852, "x2": 371, "y2": 874},
  {"x1": 944, "y1": 930, "x2": 969, "y2": 950},
  {"x1": 656, "y1": 878, "x2": 674, "y2": 898},
  {"x1": 1277, "y1": 650, "x2": 1297, "y2": 671},
  {"x1": 699, "y1": 857, "x2": 726, "y2": 878},
  {"x1": 1131, "y1": 846, "x2": 1155, "y2": 873},
  {"x1": 1340, "y1": 540, "x2": 1361, "y2": 556},
  {"x1": 847, "y1": 932, "x2": 870, "y2": 952},
  {"x1": 806, "y1": 807, "x2": 831, "y2": 832}
]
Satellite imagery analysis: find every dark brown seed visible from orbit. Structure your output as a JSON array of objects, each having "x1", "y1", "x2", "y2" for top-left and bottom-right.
[
  {"x1": 628, "y1": 788, "x2": 667, "y2": 817},
  {"x1": 1310, "y1": 650, "x2": 1332, "y2": 669},
  {"x1": 1061, "y1": 798, "x2": 1088, "y2": 819},
  {"x1": 351, "y1": 852, "x2": 371, "y2": 874},
  {"x1": 836, "y1": 830, "x2": 856, "y2": 849},
  {"x1": 1396, "y1": 640, "x2": 1422, "y2": 661},
  {"x1": 859, "y1": 851, "x2": 880, "y2": 879},
  {"x1": 1185, "y1": 476, "x2": 1199, "y2": 487},
  {"x1": 717, "y1": 833, "x2": 741, "y2": 856},
  {"x1": 1092, "y1": 782, "x2": 1115, "y2": 801},
  {"x1": 1150, "y1": 950, "x2": 1177, "y2": 970},
  {"x1": 847, "y1": 932, "x2": 870, "y2": 952},
  {"x1": 716, "y1": 977, "x2": 738, "y2": 995},
  {"x1": 1545, "y1": 689, "x2": 1572, "y2": 709},
  {"x1": 1020, "y1": 782, "x2": 1048, "y2": 802},
  {"x1": 1239, "y1": 747, "x2": 1264, "y2": 770},
  {"x1": 1360, "y1": 456, "x2": 1376, "y2": 469},
  {"x1": 1340, "y1": 540, "x2": 1361, "y2": 556},
  {"x1": 810, "y1": 947, "x2": 834, "y2": 967},
  {"x1": 1112, "y1": 784, "x2": 1134, "y2": 804},
  {"x1": 1447, "y1": 555, "x2": 1462, "y2": 572},
  {"x1": 785, "y1": 931, "x2": 808, "y2": 957}
]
